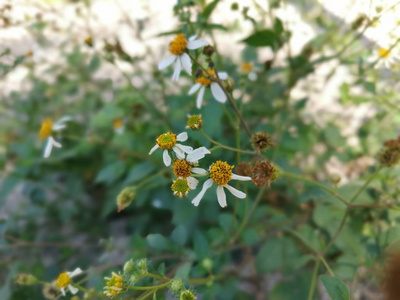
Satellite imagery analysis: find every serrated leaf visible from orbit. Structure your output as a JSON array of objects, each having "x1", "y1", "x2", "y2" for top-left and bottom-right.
[
  {"x1": 320, "y1": 275, "x2": 350, "y2": 300},
  {"x1": 242, "y1": 30, "x2": 278, "y2": 48}
]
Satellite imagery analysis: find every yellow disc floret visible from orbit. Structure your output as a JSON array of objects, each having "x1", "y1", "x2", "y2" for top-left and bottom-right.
[
  {"x1": 57, "y1": 272, "x2": 71, "y2": 288},
  {"x1": 241, "y1": 62, "x2": 253, "y2": 72},
  {"x1": 104, "y1": 272, "x2": 124, "y2": 298},
  {"x1": 169, "y1": 34, "x2": 188, "y2": 56},
  {"x1": 39, "y1": 119, "x2": 53, "y2": 140},
  {"x1": 156, "y1": 132, "x2": 177, "y2": 150},
  {"x1": 187, "y1": 115, "x2": 202, "y2": 130},
  {"x1": 171, "y1": 178, "x2": 190, "y2": 197},
  {"x1": 113, "y1": 118, "x2": 123, "y2": 129},
  {"x1": 378, "y1": 48, "x2": 391, "y2": 59},
  {"x1": 209, "y1": 160, "x2": 233, "y2": 186},
  {"x1": 195, "y1": 70, "x2": 216, "y2": 86},
  {"x1": 173, "y1": 159, "x2": 192, "y2": 177}
]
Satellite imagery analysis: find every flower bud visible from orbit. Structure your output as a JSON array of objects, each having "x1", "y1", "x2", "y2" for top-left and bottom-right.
[
  {"x1": 180, "y1": 289, "x2": 197, "y2": 300},
  {"x1": 116, "y1": 187, "x2": 136, "y2": 212},
  {"x1": 137, "y1": 259, "x2": 147, "y2": 273},
  {"x1": 123, "y1": 259, "x2": 136, "y2": 275},
  {"x1": 15, "y1": 273, "x2": 38, "y2": 285},
  {"x1": 231, "y1": 2, "x2": 239, "y2": 10},
  {"x1": 84, "y1": 36, "x2": 93, "y2": 47},
  {"x1": 169, "y1": 279, "x2": 184, "y2": 294},
  {"x1": 195, "y1": 69, "x2": 202, "y2": 77},
  {"x1": 201, "y1": 258, "x2": 213, "y2": 271}
]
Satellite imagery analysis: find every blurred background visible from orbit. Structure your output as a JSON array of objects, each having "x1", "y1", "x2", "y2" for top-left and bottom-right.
[{"x1": 1, "y1": 0, "x2": 400, "y2": 299}]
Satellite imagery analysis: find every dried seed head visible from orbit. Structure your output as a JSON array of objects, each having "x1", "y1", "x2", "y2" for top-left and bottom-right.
[
  {"x1": 251, "y1": 132, "x2": 275, "y2": 153},
  {"x1": 251, "y1": 160, "x2": 278, "y2": 187},
  {"x1": 380, "y1": 136, "x2": 400, "y2": 167},
  {"x1": 203, "y1": 45, "x2": 214, "y2": 56},
  {"x1": 235, "y1": 162, "x2": 253, "y2": 177}
]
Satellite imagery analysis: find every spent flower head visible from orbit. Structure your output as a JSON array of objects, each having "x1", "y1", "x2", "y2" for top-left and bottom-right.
[
  {"x1": 252, "y1": 160, "x2": 278, "y2": 187},
  {"x1": 251, "y1": 132, "x2": 275, "y2": 152},
  {"x1": 15, "y1": 273, "x2": 38, "y2": 285},
  {"x1": 380, "y1": 136, "x2": 400, "y2": 167},
  {"x1": 43, "y1": 280, "x2": 59, "y2": 300}
]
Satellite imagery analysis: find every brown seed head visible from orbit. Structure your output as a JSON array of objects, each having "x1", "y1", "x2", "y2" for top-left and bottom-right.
[
  {"x1": 380, "y1": 136, "x2": 400, "y2": 167},
  {"x1": 251, "y1": 132, "x2": 275, "y2": 153},
  {"x1": 251, "y1": 160, "x2": 277, "y2": 187},
  {"x1": 235, "y1": 162, "x2": 253, "y2": 177}
]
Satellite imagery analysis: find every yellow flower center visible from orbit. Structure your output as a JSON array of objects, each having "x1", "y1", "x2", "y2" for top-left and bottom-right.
[
  {"x1": 39, "y1": 119, "x2": 53, "y2": 140},
  {"x1": 104, "y1": 273, "x2": 123, "y2": 296},
  {"x1": 156, "y1": 132, "x2": 177, "y2": 150},
  {"x1": 173, "y1": 159, "x2": 192, "y2": 177},
  {"x1": 113, "y1": 118, "x2": 123, "y2": 129},
  {"x1": 209, "y1": 160, "x2": 233, "y2": 186},
  {"x1": 241, "y1": 62, "x2": 253, "y2": 72},
  {"x1": 171, "y1": 178, "x2": 190, "y2": 197},
  {"x1": 169, "y1": 34, "x2": 187, "y2": 55},
  {"x1": 57, "y1": 273, "x2": 71, "y2": 288},
  {"x1": 378, "y1": 48, "x2": 391, "y2": 59},
  {"x1": 195, "y1": 69, "x2": 215, "y2": 86},
  {"x1": 187, "y1": 115, "x2": 202, "y2": 130}
]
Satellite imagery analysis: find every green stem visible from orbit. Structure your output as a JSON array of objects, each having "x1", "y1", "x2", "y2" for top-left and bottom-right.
[
  {"x1": 307, "y1": 260, "x2": 320, "y2": 300},
  {"x1": 145, "y1": 272, "x2": 169, "y2": 281},
  {"x1": 200, "y1": 130, "x2": 255, "y2": 155},
  {"x1": 319, "y1": 256, "x2": 335, "y2": 277},
  {"x1": 323, "y1": 210, "x2": 349, "y2": 254},
  {"x1": 349, "y1": 165, "x2": 382, "y2": 203},
  {"x1": 128, "y1": 281, "x2": 170, "y2": 291}
]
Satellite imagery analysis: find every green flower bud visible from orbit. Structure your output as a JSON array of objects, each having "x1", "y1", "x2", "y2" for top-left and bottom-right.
[
  {"x1": 169, "y1": 279, "x2": 184, "y2": 294},
  {"x1": 201, "y1": 258, "x2": 213, "y2": 271},
  {"x1": 137, "y1": 259, "x2": 147, "y2": 273},
  {"x1": 123, "y1": 259, "x2": 136, "y2": 275},
  {"x1": 117, "y1": 187, "x2": 136, "y2": 212},
  {"x1": 180, "y1": 289, "x2": 197, "y2": 300},
  {"x1": 15, "y1": 273, "x2": 38, "y2": 285}
]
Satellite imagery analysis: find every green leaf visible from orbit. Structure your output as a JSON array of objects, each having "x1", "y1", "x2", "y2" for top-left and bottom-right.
[
  {"x1": 94, "y1": 161, "x2": 126, "y2": 185},
  {"x1": 242, "y1": 30, "x2": 278, "y2": 48},
  {"x1": 147, "y1": 234, "x2": 171, "y2": 251},
  {"x1": 124, "y1": 162, "x2": 155, "y2": 185},
  {"x1": 202, "y1": 0, "x2": 219, "y2": 21},
  {"x1": 171, "y1": 225, "x2": 188, "y2": 246},
  {"x1": 319, "y1": 275, "x2": 350, "y2": 300},
  {"x1": 174, "y1": 262, "x2": 192, "y2": 281},
  {"x1": 193, "y1": 231, "x2": 210, "y2": 260}
]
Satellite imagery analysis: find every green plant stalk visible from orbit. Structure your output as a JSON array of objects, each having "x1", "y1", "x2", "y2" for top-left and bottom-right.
[
  {"x1": 349, "y1": 165, "x2": 383, "y2": 203},
  {"x1": 307, "y1": 260, "x2": 321, "y2": 300},
  {"x1": 200, "y1": 130, "x2": 255, "y2": 155}
]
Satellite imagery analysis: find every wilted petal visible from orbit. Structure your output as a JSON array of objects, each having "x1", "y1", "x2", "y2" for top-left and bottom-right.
[
  {"x1": 158, "y1": 55, "x2": 176, "y2": 70},
  {"x1": 188, "y1": 83, "x2": 201, "y2": 95},
  {"x1": 149, "y1": 144, "x2": 159, "y2": 155},
  {"x1": 172, "y1": 58, "x2": 182, "y2": 81},
  {"x1": 180, "y1": 53, "x2": 192, "y2": 75},
  {"x1": 187, "y1": 176, "x2": 199, "y2": 189},
  {"x1": 217, "y1": 186, "x2": 227, "y2": 207},
  {"x1": 163, "y1": 150, "x2": 172, "y2": 166},
  {"x1": 210, "y1": 82, "x2": 227, "y2": 103},
  {"x1": 187, "y1": 39, "x2": 208, "y2": 50},
  {"x1": 192, "y1": 179, "x2": 213, "y2": 206},
  {"x1": 225, "y1": 184, "x2": 246, "y2": 199},
  {"x1": 231, "y1": 173, "x2": 252, "y2": 181},
  {"x1": 192, "y1": 167, "x2": 208, "y2": 175},
  {"x1": 177, "y1": 132, "x2": 188, "y2": 142},
  {"x1": 196, "y1": 86, "x2": 206, "y2": 109}
]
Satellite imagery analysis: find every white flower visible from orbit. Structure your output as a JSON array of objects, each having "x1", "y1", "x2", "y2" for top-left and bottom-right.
[
  {"x1": 149, "y1": 132, "x2": 193, "y2": 166},
  {"x1": 39, "y1": 116, "x2": 72, "y2": 158},
  {"x1": 158, "y1": 34, "x2": 208, "y2": 81},
  {"x1": 188, "y1": 70, "x2": 228, "y2": 108},
  {"x1": 191, "y1": 160, "x2": 251, "y2": 208},
  {"x1": 370, "y1": 45, "x2": 399, "y2": 69},
  {"x1": 56, "y1": 267, "x2": 83, "y2": 296},
  {"x1": 240, "y1": 62, "x2": 258, "y2": 81},
  {"x1": 113, "y1": 118, "x2": 125, "y2": 135}
]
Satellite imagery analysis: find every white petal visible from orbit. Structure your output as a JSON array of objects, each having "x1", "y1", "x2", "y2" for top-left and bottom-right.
[
  {"x1": 172, "y1": 145, "x2": 186, "y2": 159},
  {"x1": 196, "y1": 86, "x2": 206, "y2": 109},
  {"x1": 186, "y1": 146, "x2": 210, "y2": 162},
  {"x1": 43, "y1": 138, "x2": 54, "y2": 158},
  {"x1": 52, "y1": 138, "x2": 62, "y2": 148},
  {"x1": 187, "y1": 39, "x2": 208, "y2": 50},
  {"x1": 67, "y1": 268, "x2": 83, "y2": 278},
  {"x1": 217, "y1": 186, "x2": 227, "y2": 208},
  {"x1": 177, "y1": 132, "x2": 188, "y2": 142},
  {"x1": 210, "y1": 82, "x2": 227, "y2": 103},
  {"x1": 53, "y1": 116, "x2": 73, "y2": 130},
  {"x1": 163, "y1": 150, "x2": 171, "y2": 166},
  {"x1": 225, "y1": 184, "x2": 246, "y2": 199},
  {"x1": 60, "y1": 287, "x2": 66, "y2": 296},
  {"x1": 188, "y1": 35, "x2": 197, "y2": 41},
  {"x1": 192, "y1": 179, "x2": 213, "y2": 206},
  {"x1": 188, "y1": 83, "x2": 202, "y2": 95},
  {"x1": 149, "y1": 144, "x2": 159, "y2": 155},
  {"x1": 187, "y1": 176, "x2": 199, "y2": 189},
  {"x1": 172, "y1": 58, "x2": 181, "y2": 81},
  {"x1": 68, "y1": 284, "x2": 79, "y2": 295},
  {"x1": 175, "y1": 143, "x2": 193, "y2": 153},
  {"x1": 180, "y1": 53, "x2": 192, "y2": 75},
  {"x1": 192, "y1": 167, "x2": 208, "y2": 175},
  {"x1": 217, "y1": 72, "x2": 228, "y2": 80},
  {"x1": 52, "y1": 124, "x2": 66, "y2": 131},
  {"x1": 248, "y1": 72, "x2": 258, "y2": 81},
  {"x1": 231, "y1": 173, "x2": 252, "y2": 181},
  {"x1": 158, "y1": 55, "x2": 176, "y2": 70}
]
